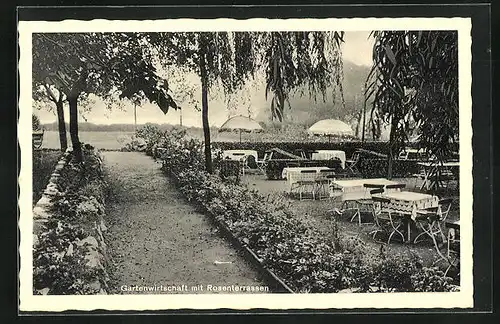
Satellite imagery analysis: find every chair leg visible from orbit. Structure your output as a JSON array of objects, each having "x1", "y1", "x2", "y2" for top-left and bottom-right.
[
  {"x1": 437, "y1": 221, "x2": 446, "y2": 242},
  {"x1": 388, "y1": 216, "x2": 405, "y2": 243},
  {"x1": 414, "y1": 222, "x2": 431, "y2": 244}
]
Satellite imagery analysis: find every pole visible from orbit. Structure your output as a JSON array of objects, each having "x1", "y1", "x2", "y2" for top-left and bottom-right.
[
  {"x1": 361, "y1": 82, "x2": 368, "y2": 143},
  {"x1": 134, "y1": 103, "x2": 137, "y2": 132},
  {"x1": 239, "y1": 129, "x2": 242, "y2": 143}
]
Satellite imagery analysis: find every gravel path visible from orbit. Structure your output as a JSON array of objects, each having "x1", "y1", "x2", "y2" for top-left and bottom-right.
[{"x1": 102, "y1": 151, "x2": 265, "y2": 294}]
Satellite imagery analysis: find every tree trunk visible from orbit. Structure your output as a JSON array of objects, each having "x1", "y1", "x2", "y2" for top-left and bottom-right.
[
  {"x1": 199, "y1": 36, "x2": 213, "y2": 173},
  {"x1": 68, "y1": 95, "x2": 82, "y2": 163},
  {"x1": 201, "y1": 81, "x2": 212, "y2": 173},
  {"x1": 387, "y1": 117, "x2": 398, "y2": 180},
  {"x1": 55, "y1": 97, "x2": 67, "y2": 152},
  {"x1": 361, "y1": 99, "x2": 367, "y2": 143}
]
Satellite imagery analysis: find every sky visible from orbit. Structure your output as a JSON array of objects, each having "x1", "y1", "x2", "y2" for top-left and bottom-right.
[{"x1": 35, "y1": 31, "x2": 374, "y2": 127}]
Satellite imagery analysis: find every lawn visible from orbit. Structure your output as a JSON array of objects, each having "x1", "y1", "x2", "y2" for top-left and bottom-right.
[
  {"x1": 42, "y1": 131, "x2": 136, "y2": 150},
  {"x1": 33, "y1": 150, "x2": 62, "y2": 206},
  {"x1": 241, "y1": 172, "x2": 460, "y2": 275},
  {"x1": 41, "y1": 129, "x2": 347, "y2": 151}
]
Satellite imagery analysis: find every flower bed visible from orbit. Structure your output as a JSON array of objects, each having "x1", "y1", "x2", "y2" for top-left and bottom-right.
[
  {"x1": 149, "y1": 128, "x2": 458, "y2": 293},
  {"x1": 33, "y1": 144, "x2": 110, "y2": 295}
]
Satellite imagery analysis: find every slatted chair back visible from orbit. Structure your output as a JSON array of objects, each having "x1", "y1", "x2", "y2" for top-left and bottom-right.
[
  {"x1": 385, "y1": 183, "x2": 406, "y2": 190},
  {"x1": 371, "y1": 196, "x2": 390, "y2": 204},
  {"x1": 370, "y1": 188, "x2": 385, "y2": 195},
  {"x1": 363, "y1": 183, "x2": 385, "y2": 189},
  {"x1": 291, "y1": 169, "x2": 318, "y2": 184},
  {"x1": 245, "y1": 155, "x2": 258, "y2": 169}
]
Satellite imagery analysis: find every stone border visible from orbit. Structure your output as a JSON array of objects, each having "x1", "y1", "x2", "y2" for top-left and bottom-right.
[
  {"x1": 33, "y1": 148, "x2": 74, "y2": 233},
  {"x1": 32, "y1": 147, "x2": 110, "y2": 295}
]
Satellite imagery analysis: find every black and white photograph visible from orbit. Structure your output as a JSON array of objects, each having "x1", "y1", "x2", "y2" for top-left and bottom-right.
[{"x1": 19, "y1": 15, "x2": 474, "y2": 311}]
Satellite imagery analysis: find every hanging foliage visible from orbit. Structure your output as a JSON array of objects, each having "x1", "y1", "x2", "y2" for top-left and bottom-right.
[
  {"x1": 263, "y1": 31, "x2": 345, "y2": 122},
  {"x1": 366, "y1": 30, "x2": 458, "y2": 177}
]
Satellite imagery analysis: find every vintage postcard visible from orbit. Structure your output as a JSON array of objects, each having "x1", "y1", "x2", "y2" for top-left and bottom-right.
[{"x1": 19, "y1": 16, "x2": 473, "y2": 311}]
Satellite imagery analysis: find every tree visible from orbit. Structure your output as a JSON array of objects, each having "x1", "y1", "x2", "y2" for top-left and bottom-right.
[
  {"x1": 32, "y1": 33, "x2": 178, "y2": 162},
  {"x1": 32, "y1": 84, "x2": 67, "y2": 151},
  {"x1": 149, "y1": 31, "x2": 345, "y2": 172},
  {"x1": 367, "y1": 30, "x2": 458, "y2": 179},
  {"x1": 149, "y1": 32, "x2": 256, "y2": 173}
]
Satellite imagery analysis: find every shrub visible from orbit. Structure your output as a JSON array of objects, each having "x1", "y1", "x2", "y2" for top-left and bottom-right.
[
  {"x1": 135, "y1": 124, "x2": 165, "y2": 156},
  {"x1": 33, "y1": 114, "x2": 42, "y2": 131},
  {"x1": 33, "y1": 145, "x2": 108, "y2": 295},
  {"x1": 359, "y1": 158, "x2": 420, "y2": 178}
]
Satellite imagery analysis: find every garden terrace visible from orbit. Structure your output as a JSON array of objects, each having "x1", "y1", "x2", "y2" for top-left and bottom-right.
[{"x1": 145, "y1": 127, "x2": 459, "y2": 292}]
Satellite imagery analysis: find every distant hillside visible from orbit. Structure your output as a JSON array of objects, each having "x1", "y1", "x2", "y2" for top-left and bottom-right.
[{"x1": 255, "y1": 60, "x2": 372, "y2": 128}]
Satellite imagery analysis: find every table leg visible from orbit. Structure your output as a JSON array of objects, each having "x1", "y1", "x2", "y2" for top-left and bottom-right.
[{"x1": 407, "y1": 220, "x2": 411, "y2": 243}]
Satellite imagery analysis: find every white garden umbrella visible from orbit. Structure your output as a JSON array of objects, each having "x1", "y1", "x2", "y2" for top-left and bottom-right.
[
  {"x1": 219, "y1": 115, "x2": 263, "y2": 142},
  {"x1": 308, "y1": 119, "x2": 353, "y2": 141}
]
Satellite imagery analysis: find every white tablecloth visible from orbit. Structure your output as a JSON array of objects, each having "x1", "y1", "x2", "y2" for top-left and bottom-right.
[
  {"x1": 222, "y1": 150, "x2": 258, "y2": 161},
  {"x1": 283, "y1": 167, "x2": 335, "y2": 191},
  {"x1": 282, "y1": 166, "x2": 331, "y2": 179},
  {"x1": 311, "y1": 150, "x2": 346, "y2": 168},
  {"x1": 373, "y1": 191, "x2": 439, "y2": 220}
]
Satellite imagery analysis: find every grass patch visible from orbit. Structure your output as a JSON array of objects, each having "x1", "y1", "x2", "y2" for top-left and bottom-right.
[{"x1": 33, "y1": 150, "x2": 62, "y2": 207}]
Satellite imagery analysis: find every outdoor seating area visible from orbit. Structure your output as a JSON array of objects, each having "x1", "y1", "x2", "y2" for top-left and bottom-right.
[{"x1": 233, "y1": 144, "x2": 460, "y2": 276}]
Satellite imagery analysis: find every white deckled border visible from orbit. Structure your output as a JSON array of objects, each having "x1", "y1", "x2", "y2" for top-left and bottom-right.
[{"x1": 19, "y1": 17, "x2": 473, "y2": 311}]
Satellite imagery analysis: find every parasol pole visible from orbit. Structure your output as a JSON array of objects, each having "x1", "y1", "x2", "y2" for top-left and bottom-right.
[
  {"x1": 134, "y1": 103, "x2": 137, "y2": 133},
  {"x1": 239, "y1": 129, "x2": 242, "y2": 143}
]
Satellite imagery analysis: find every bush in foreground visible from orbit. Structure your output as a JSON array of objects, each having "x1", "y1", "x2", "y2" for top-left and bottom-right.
[{"x1": 33, "y1": 145, "x2": 109, "y2": 295}]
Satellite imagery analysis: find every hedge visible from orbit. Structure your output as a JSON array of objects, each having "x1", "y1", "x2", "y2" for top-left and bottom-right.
[
  {"x1": 213, "y1": 141, "x2": 391, "y2": 159},
  {"x1": 359, "y1": 158, "x2": 420, "y2": 178},
  {"x1": 213, "y1": 141, "x2": 460, "y2": 160}
]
